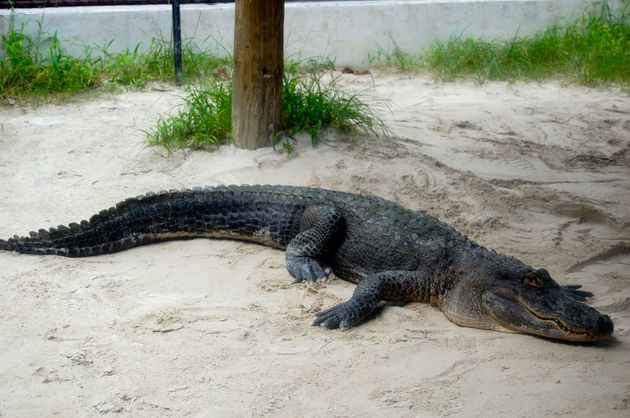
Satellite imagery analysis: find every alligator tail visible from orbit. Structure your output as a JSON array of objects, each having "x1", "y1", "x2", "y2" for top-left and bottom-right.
[
  {"x1": 0, "y1": 239, "x2": 12, "y2": 252},
  {"x1": 0, "y1": 185, "x2": 298, "y2": 257}
]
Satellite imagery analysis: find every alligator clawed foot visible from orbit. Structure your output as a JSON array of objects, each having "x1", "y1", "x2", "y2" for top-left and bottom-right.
[
  {"x1": 313, "y1": 297, "x2": 376, "y2": 329},
  {"x1": 313, "y1": 302, "x2": 355, "y2": 329},
  {"x1": 287, "y1": 256, "x2": 332, "y2": 283}
]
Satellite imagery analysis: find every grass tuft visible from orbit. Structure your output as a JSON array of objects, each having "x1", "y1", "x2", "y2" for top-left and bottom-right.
[
  {"x1": 369, "y1": 3, "x2": 630, "y2": 85},
  {"x1": 368, "y1": 40, "x2": 423, "y2": 72},
  {"x1": 147, "y1": 65, "x2": 386, "y2": 152},
  {"x1": 281, "y1": 64, "x2": 384, "y2": 145},
  {"x1": 0, "y1": 29, "x2": 100, "y2": 97},
  {"x1": 0, "y1": 28, "x2": 231, "y2": 99},
  {"x1": 147, "y1": 82, "x2": 233, "y2": 151},
  {"x1": 98, "y1": 38, "x2": 231, "y2": 87}
]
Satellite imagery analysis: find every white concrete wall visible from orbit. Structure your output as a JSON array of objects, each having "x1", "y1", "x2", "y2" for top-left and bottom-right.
[{"x1": 0, "y1": 0, "x2": 616, "y2": 66}]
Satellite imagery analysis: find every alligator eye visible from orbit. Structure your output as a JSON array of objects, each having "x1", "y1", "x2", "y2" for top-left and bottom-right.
[{"x1": 522, "y1": 272, "x2": 544, "y2": 288}]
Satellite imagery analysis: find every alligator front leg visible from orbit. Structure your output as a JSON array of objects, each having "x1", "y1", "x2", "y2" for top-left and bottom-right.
[
  {"x1": 562, "y1": 284, "x2": 593, "y2": 302},
  {"x1": 313, "y1": 270, "x2": 429, "y2": 329},
  {"x1": 285, "y1": 205, "x2": 344, "y2": 283}
]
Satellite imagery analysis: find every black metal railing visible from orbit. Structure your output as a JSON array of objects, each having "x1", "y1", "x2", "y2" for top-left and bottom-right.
[{"x1": 2, "y1": 0, "x2": 229, "y2": 8}]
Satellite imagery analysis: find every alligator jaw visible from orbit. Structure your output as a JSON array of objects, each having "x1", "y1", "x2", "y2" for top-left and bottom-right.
[{"x1": 481, "y1": 289, "x2": 614, "y2": 342}]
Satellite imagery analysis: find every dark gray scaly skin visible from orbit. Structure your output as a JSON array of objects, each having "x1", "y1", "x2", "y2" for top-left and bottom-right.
[{"x1": 0, "y1": 185, "x2": 614, "y2": 342}]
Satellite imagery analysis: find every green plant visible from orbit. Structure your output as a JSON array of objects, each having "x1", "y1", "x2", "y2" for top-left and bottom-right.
[
  {"x1": 0, "y1": 26, "x2": 231, "y2": 99},
  {"x1": 367, "y1": 40, "x2": 423, "y2": 72},
  {"x1": 95, "y1": 37, "x2": 231, "y2": 88},
  {"x1": 0, "y1": 29, "x2": 101, "y2": 98},
  {"x1": 369, "y1": 3, "x2": 630, "y2": 85},
  {"x1": 281, "y1": 65, "x2": 384, "y2": 145},
  {"x1": 147, "y1": 82, "x2": 233, "y2": 151},
  {"x1": 147, "y1": 65, "x2": 386, "y2": 152}
]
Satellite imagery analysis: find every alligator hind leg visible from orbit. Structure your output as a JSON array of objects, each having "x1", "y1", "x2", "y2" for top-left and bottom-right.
[
  {"x1": 314, "y1": 270, "x2": 428, "y2": 329},
  {"x1": 286, "y1": 205, "x2": 343, "y2": 283}
]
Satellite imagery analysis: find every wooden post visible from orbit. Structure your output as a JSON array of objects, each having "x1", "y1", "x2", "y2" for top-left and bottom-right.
[{"x1": 232, "y1": 0, "x2": 284, "y2": 149}]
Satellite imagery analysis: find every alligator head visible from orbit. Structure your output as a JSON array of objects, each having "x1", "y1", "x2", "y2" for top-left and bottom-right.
[{"x1": 441, "y1": 255, "x2": 614, "y2": 342}]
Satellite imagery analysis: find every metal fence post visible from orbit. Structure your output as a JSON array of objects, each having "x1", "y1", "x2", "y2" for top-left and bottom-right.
[{"x1": 172, "y1": 0, "x2": 183, "y2": 84}]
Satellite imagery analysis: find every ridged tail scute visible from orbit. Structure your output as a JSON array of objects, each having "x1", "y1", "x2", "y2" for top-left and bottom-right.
[
  {"x1": 0, "y1": 238, "x2": 13, "y2": 252},
  {"x1": 0, "y1": 216, "x2": 141, "y2": 257},
  {"x1": 0, "y1": 185, "x2": 299, "y2": 258},
  {"x1": 0, "y1": 187, "x2": 228, "y2": 257}
]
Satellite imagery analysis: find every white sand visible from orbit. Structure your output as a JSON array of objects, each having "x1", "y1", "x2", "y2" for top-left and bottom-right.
[{"x1": 0, "y1": 75, "x2": 629, "y2": 417}]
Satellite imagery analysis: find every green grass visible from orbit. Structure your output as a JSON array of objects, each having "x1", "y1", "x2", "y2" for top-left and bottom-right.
[
  {"x1": 98, "y1": 38, "x2": 230, "y2": 88},
  {"x1": 0, "y1": 27, "x2": 230, "y2": 99},
  {"x1": 147, "y1": 65, "x2": 386, "y2": 152},
  {"x1": 281, "y1": 63, "x2": 384, "y2": 145},
  {"x1": 369, "y1": 3, "x2": 630, "y2": 85},
  {"x1": 0, "y1": 27, "x2": 384, "y2": 151},
  {"x1": 147, "y1": 82, "x2": 233, "y2": 151},
  {"x1": 0, "y1": 29, "x2": 101, "y2": 97},
  {"x1": 368, "y1": 41, "x2": 424, "y2": 73}
]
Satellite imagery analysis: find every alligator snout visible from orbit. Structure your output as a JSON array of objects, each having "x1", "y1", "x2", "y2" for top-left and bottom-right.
[{"x1": 597, "y1": 314, "x2": 614, "y2": 338}]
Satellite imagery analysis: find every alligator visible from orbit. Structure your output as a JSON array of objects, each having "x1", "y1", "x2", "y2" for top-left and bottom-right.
[{"x1": 0, "y1": 185, "x2": 614, "y2": 342}]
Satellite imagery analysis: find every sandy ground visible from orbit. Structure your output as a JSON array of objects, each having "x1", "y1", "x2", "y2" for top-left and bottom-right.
[{"x1": 0, "y1": 74, "x2": 629, "y2": 417}]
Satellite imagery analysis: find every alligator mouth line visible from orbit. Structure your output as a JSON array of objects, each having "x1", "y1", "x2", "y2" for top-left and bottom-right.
[
  {"x1": 521, "y1": 304, "x2": 595, "y2": 340},
  {"x1": 486, "y1": 289, "x2": 602, "y2": 341}
]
